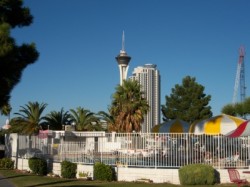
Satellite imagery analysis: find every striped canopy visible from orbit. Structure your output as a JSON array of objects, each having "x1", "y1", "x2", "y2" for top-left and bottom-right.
[
  {"x1": 38, "y1": 130, "x2": 49, "y2": 139},
  {"x1": 152, "y1": 119, "x2": 190, "y2": 133},
  {"x1": 190, "y1": 114, "x2": 245, "y2": 135},
  {"x1": 225, "y1": 120, "x2": 250, "y2": 137}
]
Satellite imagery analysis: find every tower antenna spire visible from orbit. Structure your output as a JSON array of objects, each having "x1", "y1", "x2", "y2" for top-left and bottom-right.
[{"x1": 121, "y1": 30, "x2": 125, "y2": 53}]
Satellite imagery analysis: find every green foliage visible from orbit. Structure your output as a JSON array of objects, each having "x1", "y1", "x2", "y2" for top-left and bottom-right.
[
  {"x1": 0, "y1": 103, "x2": 12, "y2": 116},
  {"x1": 221, "y1": 104, "x2": 236, "y2": 116},
  {"x1": 109, "y1": 79, "x2": 149, "y2": 132},
  {"x1": 0, "y1": 150, "x2": 4, "y2": 159},
  {"x1": 0, "y1": 132, "x2": 4, "y2": 144},
  {"x1": 78, "y1": 171, "x2": 90, "y2": 178},
  {"x1": 11, "y1": 102, "x2": 47, "y2": 135},
  {"x1": 61, "y1": 160, "x2": 77, "y2": 179},
  {"x1": 179, "y1": 164, "x2": 219, "y2": 185},
  {"x1": 97, "y1": 110, "x2": 114, "y2": 132},
  {"x1": 244, "y1": 97, "x2": 250, "y2": 115},
  {"x1": 70, "y1": 107, "x2": 103, "y2": 131},
  {"x1": 44, "y1": 108, "x2": 71, "y2": 130},
  {"x1": 234, "y1": 103, "x2": 245, "y2": 117},
  {"x1": 0, "y1": 0, "x2": 39, "y2": 109},
  {"x1": 0, "y1": 0, "x2": 33, "y2": 28},
  {"x1": 28, "y1": 157, "x2": 47, "y2": 175},
  {"x1": 0, "y1": 157, "x2": 14, "y2": 169},
  {"x1": 221, "y1": 97, "x2": 250, "y2": 118},
  {"x1": 94, "y1": 162, "x2": 116, "y2": 181},
  {"x1": 162, "y1": 76, "x2": 212, "y2": 124}
]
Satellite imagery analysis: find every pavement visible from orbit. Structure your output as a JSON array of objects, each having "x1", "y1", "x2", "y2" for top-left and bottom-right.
[{"x1": 0, "y1": 174, "x2": 16, "y2": 187}]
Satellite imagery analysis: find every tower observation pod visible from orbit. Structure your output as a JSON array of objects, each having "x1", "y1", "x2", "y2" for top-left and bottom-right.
[{"x1": 116, "y1": 31, "x2": 131, "y2": 85}]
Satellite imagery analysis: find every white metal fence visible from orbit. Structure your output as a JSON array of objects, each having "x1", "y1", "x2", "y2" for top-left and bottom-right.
[{"x1": 5, "y1": 132, "x2": 250, "y2": 169}]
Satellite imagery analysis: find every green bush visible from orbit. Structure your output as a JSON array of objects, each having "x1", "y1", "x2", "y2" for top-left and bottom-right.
[
  {"x1": 28, "y1": 157, "x2": 47, "y2": 175},
  {"x1": 94, "y1": 162, "x2": 116, "y2": 181},
  {"x1": 179, "y1": 164, "x2": 219, "y2": 185},
  {"x1": 0, "y1": 150, "x2": 4, "y2": 159},
  {"x1": 0, "y1": 158, "x2": 14, "y2": 169},
  {"x1": 61, "y1": 160, "x2": 77, "y2": 179}
]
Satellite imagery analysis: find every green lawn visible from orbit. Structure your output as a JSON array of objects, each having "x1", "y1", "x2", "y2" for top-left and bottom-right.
[{"x1": 0, "y1": 169, "x2": 238, "y2": 187}]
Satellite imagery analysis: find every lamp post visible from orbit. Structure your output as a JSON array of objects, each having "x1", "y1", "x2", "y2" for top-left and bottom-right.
[{"x1": 71, "y1": 121, "x2": 76, "y2": 131}]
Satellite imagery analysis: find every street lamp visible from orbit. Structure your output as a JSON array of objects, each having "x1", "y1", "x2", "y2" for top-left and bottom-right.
[{"x1": 71, "y1": 121, "x2": 76, "y2": 131}]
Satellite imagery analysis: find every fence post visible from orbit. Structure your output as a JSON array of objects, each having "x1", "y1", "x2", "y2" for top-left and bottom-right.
[{"x1": 15, "y1": 134, "x2": 19, "y2": 169}]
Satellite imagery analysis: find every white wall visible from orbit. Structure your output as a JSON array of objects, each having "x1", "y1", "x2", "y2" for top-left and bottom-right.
[
  {"x1": 15, "y1": 158, "x2": 247, "y2": 184},
  {"x1": 77, "y1": 164, "x2": 93, "y2": 178},
  {"x1": 117, "y1": 167, "x2": 180, "y2": 184}
]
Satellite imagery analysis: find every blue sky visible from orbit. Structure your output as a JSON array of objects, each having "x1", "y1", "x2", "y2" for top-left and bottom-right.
[{"x1": 1, "y1": 0, "x2": 250, "y2": 127}]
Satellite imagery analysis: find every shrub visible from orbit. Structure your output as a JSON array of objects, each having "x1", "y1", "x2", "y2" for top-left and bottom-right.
[
  {"x1": 0, "y1": 150, "x2": 4, "y2": 159},
  {"x1": 0, "y1": 158, "x2": 14, "y2": 169},
  {"x1": 94, "y1": 162, "x2": 116, "y2": 181},
  {"x1": 61, "y1": 160, "x2": 77, "y2": 179},
  {"x1": 179, "y1": 164, "x2": 219, "y2": 185},
  {"x1": 28, "y1": 157, "x2": 47, "y2": 175},
  {"x1": 78, "y1": 171, "x2": 90, "y2": 178}
]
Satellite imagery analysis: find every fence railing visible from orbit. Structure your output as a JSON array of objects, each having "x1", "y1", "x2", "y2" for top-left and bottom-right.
[{"x1": 5, "y1": 132, "x2": 250, "y2": 169}]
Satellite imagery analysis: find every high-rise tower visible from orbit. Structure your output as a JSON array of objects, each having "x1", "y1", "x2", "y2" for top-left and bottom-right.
[
  {"x1": 130, "y1": 64, "x2": 161, "y2": 133},
  {"x1": 233, "y1": 46, "x2": 246, "y2": 104},
  {"x1": 116, "y1": 31, "x2": 131, "y2": 85}
]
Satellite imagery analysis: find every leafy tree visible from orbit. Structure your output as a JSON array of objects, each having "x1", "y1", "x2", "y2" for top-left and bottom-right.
[
  {"x1": 0, "y1": 0, "x2": 39, "y2": 110},
  {"x1": 221, "y1": 97, "x2": 250, "y2": 118},
  {"x1": 221, "y1": 104, "x2": 236, "y2": 116},
  {"x1": 44, "y1": 108, "x2": 71, "y2": 130},
  {"x1": 10, "y1": 101, "x2": 47, "y2": 135},
  {"x1": 234, "y1": 102, "x2": 245, "y2": 117},
  {"x1": 110, "y1": 79, "x2": 149, "y2": 132},
  {"x1": 70, "y1": 107, "x2": 102, "y2": 131},
  {"x1": 162, "y1": 76, "x2": 212, "y2": 124},
  {"x1": 243, "y1": 97, "x2": 250, "y2": 115}
]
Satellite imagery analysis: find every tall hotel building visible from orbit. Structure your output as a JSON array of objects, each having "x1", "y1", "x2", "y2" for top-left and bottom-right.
[{"x1": 130, "y1": 64, "x2": 161, "y2": 133}]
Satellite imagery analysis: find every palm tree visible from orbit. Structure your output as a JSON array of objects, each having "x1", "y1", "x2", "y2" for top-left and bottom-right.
[
  {"x1": 110, "y1": 79, "x2": 149, "y2": 132},
  {"x1": 44, "y1": 108, "x2": 71, "y2": 130},
  {"x1": 0, "y1": 103, "x2": 12, "y2": 119},
  {"x1": 98, "y1": 110, "x2": 116, "y2": 132},
  {"x1": 10, "y1": 101, "x2": 47, "y2": 135},
  {"x1": 70, "y1": 107, "x2": 102, "y2": 131}
]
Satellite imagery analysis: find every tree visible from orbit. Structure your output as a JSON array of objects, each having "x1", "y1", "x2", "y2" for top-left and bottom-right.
[
  {"x1": 243, "y1": 97, "x2": 250, "y2": 116},
  {"x1": 162, "y1": 76, "x2": 212, "y2": 124},
  {"x1": 221, "y1": 97, "x2": 250, "y2": 118},
  {"x1": 0, "y1": 103, "x2": 12, "y2": 118},
  {"x1": 234, "y1": 103, "x2": 245, "y2": 117},
  {"x1": 98, "y1": 110, "x2": 115, "y2": 132},
  {"x1": 70, "y1": 107, "x2": 102, "y2": 131},
  {"x1": 110, "y1": 79, "x2": 149, "y2": 132},
  {"x1": 221, "y1": 104, "x2": 236, "y2": 116},
  {"x1": 44, "y1": 108, "x2": 71, "y2": 130},
  {"x1": 10, "y1": 101, "x2": 47, "y2": 135},
  {"x1": 0, "y1": 0, "x2": 39, "y2": 110}
]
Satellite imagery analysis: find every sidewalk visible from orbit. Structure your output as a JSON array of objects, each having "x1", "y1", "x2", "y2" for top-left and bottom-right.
[{"x1": 0, "y1": 174, "x2": 16, "y2": 187}]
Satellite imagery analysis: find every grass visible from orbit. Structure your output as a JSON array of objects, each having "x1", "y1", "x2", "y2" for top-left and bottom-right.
[{"x1": 0, "y1": 169, "x2": 237, "y2": 187}]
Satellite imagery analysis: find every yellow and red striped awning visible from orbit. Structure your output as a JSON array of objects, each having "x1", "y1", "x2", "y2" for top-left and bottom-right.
[{"x1": 190, "y1": 114, "x2": 245, "y2": 135}]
